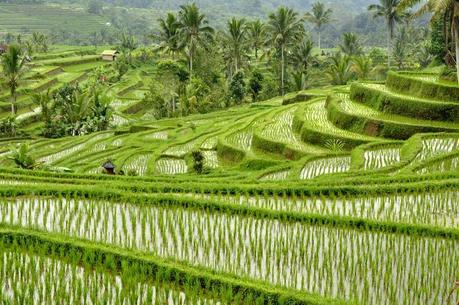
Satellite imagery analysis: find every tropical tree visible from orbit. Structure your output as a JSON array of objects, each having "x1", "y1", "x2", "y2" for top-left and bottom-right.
[
  {"x1": 339, "y1": 32, "x2": 364, "y2": 56},
  {"x1": 8, "y1": 143, "x2": 39, "y2": 170},
  {"x1": 247, "y1": 20, "x2": 266, "y2": 59},
  {"x1": 327, "y1": 52, "x2": 354, "y2": 85},
  {"x1": 291, "y1": 38, "x2": 316, "y2": 71},
  {"x1": 305, "y1": 2, "x2": 333, "y2": 51},
  {"x1": 157, "y1": 12, "x2": 181, "y2": 58},
  {"x1": 1, "y1": 45, "x2": 27, "y2": 115},
  {"x1": 267, "y1": 7, "x2": 305, "y2": 95},
  {"x1": 400, "y1": 0, "x2": 459, "y2": 83},
  {"x1": 352, "y1": 56, "x2": 373, "y2": 79},
  {"x1": 223, "y1": 17, "x2": 248, "y2": 77},
  {"x1": 368, "y1": 0, "x2": 407, "y2": 69},
  {"x1": 177, "y1": 3, "x2": 214, "y2": 79}
]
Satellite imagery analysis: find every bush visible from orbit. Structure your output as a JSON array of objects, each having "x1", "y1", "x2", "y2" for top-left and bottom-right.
[
  {"x1": 192, "y1": 151, "x2": 205, "y2": 174},
  {"x1": 229, "y1": 71, "x2": 246, "y2": 104}
]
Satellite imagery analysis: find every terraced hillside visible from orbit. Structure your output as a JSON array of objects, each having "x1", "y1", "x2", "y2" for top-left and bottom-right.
[
  {"x1": 1, "y1": 56, "x2": 459, "y2": 304},
  {"x1": 0, "y1": 3, "x2": 107, "y2": 35}
]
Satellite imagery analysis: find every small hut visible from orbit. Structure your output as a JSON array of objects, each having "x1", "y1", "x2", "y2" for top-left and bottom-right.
[
  {"x1": 101, "y1": 50, "x2": 119, "y2": 61},
  {"x1": 102, "y1": 160, "x2": 116, "y2": 175}
]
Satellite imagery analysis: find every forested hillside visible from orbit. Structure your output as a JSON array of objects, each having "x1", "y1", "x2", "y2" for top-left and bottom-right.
[{"x1": 0, "y1": 0, "x2": 394, "y2": 47}]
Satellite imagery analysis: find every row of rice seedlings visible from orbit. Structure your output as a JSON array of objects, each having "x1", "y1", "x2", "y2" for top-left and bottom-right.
[
  {"x1": 416, "y1": 155, "x2": 459, "y2": 174},
  {"x1": 226, "y1": 130, "x2": 253, "y2": 151},
  {"x1": 163, "y1": 140, "x2": 199, "y2": 158},
  {"x1": 111, "y1": 115, "x2": 129, "y2": 127},
  {"x1": 259, "y1": 170, "x2": 290, "y2": 181},
  {"x1": 200, "y1": 137, "x2": 218, "y2": 150},
  {"x1": 37, "y1": 133, "x2": 112, "y2": 165},
  {"x1": 38, "y1": 143, "x2": 86, "y2": 164},
  {"x1": 155, "y1": 158, "x2": 188, "y2": 175},
  {"x1": 415, "y1": 137, "x2": 459, "y2": 162},
  {"x1": 0, "y1": 251, "x2": 224, "y2": 305},
  {"x1": 183, "y1": 190, "x2": 459, "y2": 228},
  {"x1": 260, "y1": 108, "x2": 310, "y2": 151},
  {"x1": 202, "y1": 151, "x2": 218, "y2": 169},
  {"x1": 1, "y1": 197, "x2": 456, "y2": 305},
  {"x1": 303, "y1": 100, "x2": 375, "y2": 140},
  {"x1": 146, "y1": 131, "x2": 169, "y2": 140},
  {"x1": 300, "y1": 156, "x2": 351, "y2": 179},
  {"x1": 122, "y1": 154, "x2": 150, "y2": 176},
  {"x1": 363, "y1": 147, "x2": 401, "y2": 170}
]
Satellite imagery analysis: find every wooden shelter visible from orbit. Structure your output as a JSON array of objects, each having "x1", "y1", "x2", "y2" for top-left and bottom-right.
[
  {"x1": 102, "y1": 160, "x2": 116, "y2": 175},
  {"x1": 101, "y1": 50, "x2": 119, "y2": 61}
]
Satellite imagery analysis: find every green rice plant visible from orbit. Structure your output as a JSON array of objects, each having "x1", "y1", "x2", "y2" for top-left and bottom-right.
[
  {"x1": 0, "y1": 250, "x2": 225, "y2": 305},
  {"x1": 0, "y1": 195, "x2": 456, "y2": 305},
  {"x1": 300, "y1": 156, "x2": 351, "y2": 179},
  {"x1": 259, "y1": 170, "x2": 290, "y2": 181},
  {"x1": 155, "y1": 158, "x2": 188, "y2": 175},
  {"x1": 363, "y1": 147, "x2": 401, "y2": 170}
]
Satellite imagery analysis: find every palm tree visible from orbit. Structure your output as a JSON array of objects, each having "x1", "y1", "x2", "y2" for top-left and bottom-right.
[
  {"x1": 1, "y1": 45, "x2": 27, "y2": 115},
  {"x1": 368, "y1": 0, "x2": 407, "y2": 69},
  {"x1": 290, "y1": 38, "x2": 316, "y2": 72},
  {"x1": 339, "y1": 32, "x2": 364, "y2": 56},
  {"x1": 327, "y1": 52, "x2": 354, "y2": 85},
  {"x1": 177, "y1": 3, "x2": 214, "y2": 79},
  {"x1": 157, "y1": 12, "x2": 181, "y2": 58},
  {"x1": 267, "y1": 7, "x2": 305, "y2": 95},
  {"x1": 8, "y1": 143, "x2": 39, "y2": 170},
  {"x1": 352, "y1": 56, "x2": 373, "y2": 79},
  {"x1": 223, "y1": 17, "x2": 248, "y2": 77},
  {"x1": 400, "y1": 0, "x2": 459, "y2": 83},
  {"x1": 305, "y1": 2, "x2": 333, "y2": 51},
  {"x1": 247, "y1": 20, "x2": 266, "y2": 59}
]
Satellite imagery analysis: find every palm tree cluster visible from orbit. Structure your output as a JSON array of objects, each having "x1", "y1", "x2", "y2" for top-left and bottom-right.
[{"x1": 156, "y1": 2, "x2": 334, "y2": 96}]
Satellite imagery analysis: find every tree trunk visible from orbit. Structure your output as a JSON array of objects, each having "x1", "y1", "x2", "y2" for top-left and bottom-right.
[
  {"x1": 11, "y1": 92, "x2": 16, "y2": 116},
  {"x1": 189, "y1": 50, "x2": 193, "y2": 81},
  {"x1": 255, "y1": 47, "x2": 258, "y2": 59},
  {"x1": 281, "y1": 45, "x2": 285, "y2": 96},
  {"x1": 387, "y1": 27, "x2": 391, "y2": 70},
  {"x1": 318, "y1": 29, "x2": 321, "y2": 51},
  {"x1": 454, "y1": 1, "x2": 459, "y2": 84}
]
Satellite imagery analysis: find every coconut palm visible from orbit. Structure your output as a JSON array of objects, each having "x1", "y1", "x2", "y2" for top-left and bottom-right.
[
  {"x1": 267, "y1": 7, "x2": 305, "y2": 95},
  {"x1": 327, "y1": 52, "x2": 354, "y2": 85},
  {"x1": 339, "y1": 32, "x2": 364, "y2": 56},
  {"x1": 352, "y1": 56, "x2": 373, "y2": 79},
  {"x1": 368, "y1": 0, "x2": 407, "y2": 69},
  {"x1": 223, "y1": 17, "x2": 248, "y2": 77},
  {"x1": 1, "y1": 45, "x2": 27, "y2": 115},
  {"x1": 400, "y1": 0, "x2": 459, "y2": 83},
  {"x1": 177, "y1": 3, "x2": 214, "y2": 79},
  {"x1": 305, "y1": 2, "x2": 333, "y2": 51},
  {"x1": 157, "y1": 12, "x2": 181, "y2": 58},
  {"x1": 290, "y1": 38, "x2": 316, "y2": 72},
  {"x1": 247, "y1": 19, "x2": 266, "y2": 59}
]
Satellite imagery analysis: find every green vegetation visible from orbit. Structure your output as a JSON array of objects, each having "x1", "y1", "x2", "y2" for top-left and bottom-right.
[{"x1": 0, "y1": 1, "x2": 459, "y2": 305}]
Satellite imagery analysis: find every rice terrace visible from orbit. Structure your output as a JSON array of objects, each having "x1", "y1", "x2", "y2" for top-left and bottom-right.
[{"x1": 0, "y1": 0, "x2": 459, "y2": 304}]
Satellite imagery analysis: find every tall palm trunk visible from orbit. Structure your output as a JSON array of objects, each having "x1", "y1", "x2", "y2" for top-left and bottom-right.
[
  {"x1": 318, "y1": 28, "x2": 321, "y2": 51},
  {"x1": 386, "y1": 25, "x2": 391, "y2": 70},
  {"x1": 454, "y1": 1, "x2": 459, "y2": 84},
  {"x1": 281, "y1": 45, "x2": 285, "y2": 96},
  {"x1": 11, "y1": 90, "x2": 16, "y2": 116}
]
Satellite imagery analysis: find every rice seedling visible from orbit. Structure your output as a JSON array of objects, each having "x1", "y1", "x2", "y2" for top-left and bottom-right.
[
  {"x1": 364, "y1": 147, "x2": 401, "y2": 170},
  {"x1": 415, "y1": 137, "x2": 459, "y2": 161},
  {"x1": 0, "y1": 251, "x2": 225, "y2": 305},
  {"x1": 300, "y1": 156, "x2": 351, "y2": 179},
  {"x1": 0, "y1": 196, "x2": 456, "y2": 305},
  {"x1": 155, "y1": 158, "x2": 188, "y2": 174},
  {"x1": 202, "y1": 151, "x2": 218, "y2": 169},
  {"x1": 226, "y1": 130, "x2": 253, "y2": 151},
  {"x1": 122, "y1": 154, "x2": 150, "y2": 176},
  {"x1": 146, "y1": 131, "x2": 168, "y2": 140},
  {"x1": 259, "y1": 170, "x2": 290, "y2": 181}
]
